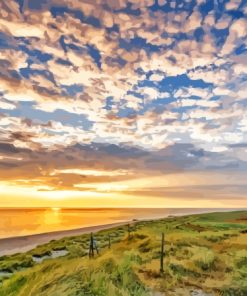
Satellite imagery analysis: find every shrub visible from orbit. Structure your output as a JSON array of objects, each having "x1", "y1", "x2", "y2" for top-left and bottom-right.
[{"x1": 193, "y1": 249, "x2": 216, "y2": 271}]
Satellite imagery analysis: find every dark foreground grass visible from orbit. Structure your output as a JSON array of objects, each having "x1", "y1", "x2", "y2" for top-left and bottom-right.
[{"x1": 0, "y1": 211, "x2": 246, "y2": 296}]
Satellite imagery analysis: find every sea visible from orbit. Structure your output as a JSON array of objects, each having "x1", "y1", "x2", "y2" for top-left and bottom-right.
[{"x1": 0, "y1": 208, "x2": 241, "y2": 239}]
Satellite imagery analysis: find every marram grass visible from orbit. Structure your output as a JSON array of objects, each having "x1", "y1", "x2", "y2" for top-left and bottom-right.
[{"x1": 0, "y1": 211, "x2": 246, "y2": 296}]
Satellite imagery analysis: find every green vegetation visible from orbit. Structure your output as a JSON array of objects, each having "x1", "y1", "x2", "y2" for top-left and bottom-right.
[{"x1": 0, "y1": 211, "x2": 246, "y2": 295}]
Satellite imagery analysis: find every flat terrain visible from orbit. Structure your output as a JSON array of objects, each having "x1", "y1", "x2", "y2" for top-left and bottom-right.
[{"x1": 0, "y1": 211, "x2": 246, "y2": 296}]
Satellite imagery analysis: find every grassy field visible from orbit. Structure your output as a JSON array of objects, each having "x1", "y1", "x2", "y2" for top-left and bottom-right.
[{"x1": 0, "y1": 211, "x2": 246, "y2": 296}]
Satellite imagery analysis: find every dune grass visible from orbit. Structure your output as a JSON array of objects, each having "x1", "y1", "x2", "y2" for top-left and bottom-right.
[{"x1": 0, "y1": 211, "x2": 246, "y2": 295}]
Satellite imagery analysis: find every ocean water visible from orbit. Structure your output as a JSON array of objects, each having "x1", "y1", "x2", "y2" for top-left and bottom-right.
[{"x1": 0, "y1": 208, "x2": 238, "y2": 239}]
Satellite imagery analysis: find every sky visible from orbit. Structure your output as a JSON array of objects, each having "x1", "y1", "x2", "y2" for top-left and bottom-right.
[{"x1": 0, "y1": 0, "x2": 246, "y2": 208}]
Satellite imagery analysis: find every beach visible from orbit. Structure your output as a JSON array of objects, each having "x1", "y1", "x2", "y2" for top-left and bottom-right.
[
  {"x1": 0, "y1": 210, "x2": 246, "y2": 296},
  {"x1": 0, "y1": 221, "x2": 129, "y2": 256},
  {"x1": 0, "y1": 208, "x2": 241, "y2": 256}
]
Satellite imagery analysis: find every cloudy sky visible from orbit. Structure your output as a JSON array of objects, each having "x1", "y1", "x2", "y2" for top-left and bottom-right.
[{"x1": 0, "y1": 0, "x2": 246, "y2": 208}]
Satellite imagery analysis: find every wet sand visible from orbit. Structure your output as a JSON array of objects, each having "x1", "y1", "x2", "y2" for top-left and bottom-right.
[{"x1": 0, "y1": 221, "x2": 130, "y2": 256}]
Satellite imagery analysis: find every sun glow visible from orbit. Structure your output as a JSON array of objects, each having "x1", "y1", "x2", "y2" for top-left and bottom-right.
[
  {"x1": 0, "y1": 169, "x2": 246, "y2": 208},
  {"x1": 50, "y1": 169, "x2": 131, "y2": 177},
  {"x1": 51, "y1": 207, "x2": 61, "y2": 211}
]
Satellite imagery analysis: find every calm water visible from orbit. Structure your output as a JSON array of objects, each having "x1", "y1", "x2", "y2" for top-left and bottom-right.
[{"x1": 0, "y1": 208, "x2": 238, "y2": 239}]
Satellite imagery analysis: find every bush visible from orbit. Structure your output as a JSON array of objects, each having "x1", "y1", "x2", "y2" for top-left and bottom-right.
[
  {"x1": 193, "y1": 249, "x2": 216, "y2": 271},
  {"x1": 138, "y1": 239, "x2": 151, "y2": 253}
]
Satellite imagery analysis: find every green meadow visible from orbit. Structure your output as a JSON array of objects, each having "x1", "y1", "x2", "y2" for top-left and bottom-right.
[{"x1": 0, "y1": 211, "x2": 246, "y2": 296}]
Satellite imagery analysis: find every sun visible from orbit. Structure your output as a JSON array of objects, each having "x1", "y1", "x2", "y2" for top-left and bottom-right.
[{"x1": 51, "y1": 207, "x2": 61, "y2": 212}]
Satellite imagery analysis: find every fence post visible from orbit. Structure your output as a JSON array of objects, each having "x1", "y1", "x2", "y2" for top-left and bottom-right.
[
  {"x1": 160, "y1": 233, "x2": 165, "y2": 273},
  {"x1": 89, "y1": 232, "x2": 94, "y2": 258}
]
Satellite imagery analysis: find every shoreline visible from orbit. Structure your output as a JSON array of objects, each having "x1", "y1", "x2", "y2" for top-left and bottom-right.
[
  {"x1": 0, "y1": 209, "x2": 245, "y2": 257},
  {"x1": 0, "y1": 221, "x2": 130, "y2": 256}
]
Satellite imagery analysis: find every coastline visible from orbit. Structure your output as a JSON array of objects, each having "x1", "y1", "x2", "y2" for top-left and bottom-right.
[
  {"x1": 0, "y1": 210, "x2": 246, "y2": 295},
  {"x1": 0, "y1": 221, "x2": 130, "y2": 256},
  {"x1": 0, "y1": 208, "x2": 245, "y2": 257}
]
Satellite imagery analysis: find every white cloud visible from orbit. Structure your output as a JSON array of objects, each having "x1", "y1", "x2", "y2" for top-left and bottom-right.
[
  {"x1": 149, "y1": 73, "x2": 165, "y2": 82},
  {"x1": 220, "y1": 18, "x2": 247, "y2": 56},
  {"x1": 178, "y1": 98, "x2": 219, "y2": 108},
  {"x1": 225, "y1": 0, "x2": 242, "y2": 11},
  {"x1": 0, "y1": 100, "x2": 16, "y2": 110}
]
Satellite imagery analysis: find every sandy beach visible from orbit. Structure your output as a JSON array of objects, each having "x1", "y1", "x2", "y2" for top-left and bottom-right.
[{"x1": 0, "y1": 221, "x2": 130, "y2": 256}]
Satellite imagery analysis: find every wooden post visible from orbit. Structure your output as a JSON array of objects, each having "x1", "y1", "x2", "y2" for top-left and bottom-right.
[
  {"x1": 108, "y1": 234, "x2": 111, "y2": 249},
  {"x1": 160, "y1": 233, "x2": 165, "y2": 273},
  {"x1": 89, "y1": 232, "x2": 94, "y2": 258}
]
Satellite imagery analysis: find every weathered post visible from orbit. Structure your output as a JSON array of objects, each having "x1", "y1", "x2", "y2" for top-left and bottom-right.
[
  {"x1": 89, "y1": 232, "x2": 94, "y2": 258},
  {"x1": 108, "y1": 234, "x2": 111, "y2": 249},
  {"x1": 128, "y1": 223, "x2": 131, "y2": 240},
  {"x1": 160, "y1": 233, "x2": 165, "y2": 273}
]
